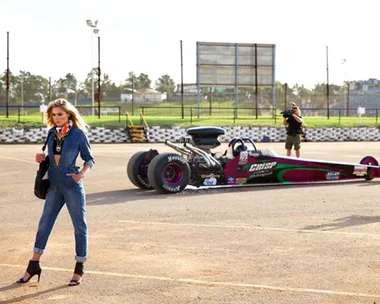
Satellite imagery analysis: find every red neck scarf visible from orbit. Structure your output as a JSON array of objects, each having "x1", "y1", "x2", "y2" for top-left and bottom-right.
[{"x1": 56, "y1": 121, "x2": 73, "y2": 134}]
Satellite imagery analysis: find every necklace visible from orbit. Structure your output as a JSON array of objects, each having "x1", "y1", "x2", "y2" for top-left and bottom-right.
[{"x1": 56, "y1": 136, "x2": 66, "y2": 153}]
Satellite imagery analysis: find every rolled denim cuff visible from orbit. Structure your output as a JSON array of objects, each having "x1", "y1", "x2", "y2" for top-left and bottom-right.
[
  {"x1": 84, "y1": 160, "x2": 95, "y2": 168},
  {"x1": 76, "y1": 255, "x2": 87, "y2": 263},
  {"x1": 33, "y1": 247, "x2": 45, "y2": 254}
]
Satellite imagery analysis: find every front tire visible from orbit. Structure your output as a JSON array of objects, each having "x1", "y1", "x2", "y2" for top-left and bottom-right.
[
  {"x1": 147, "y1": 153, "x2": 190, "y2": 194},
  {"x1": 360, "y1": 156, "x2": 379, "y2": 181},
  {"x1": 127, "y1": 151, "x2": 154, "y2": 189}
]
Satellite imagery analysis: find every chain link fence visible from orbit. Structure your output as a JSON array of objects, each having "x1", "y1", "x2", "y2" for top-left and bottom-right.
[{"x1": 1, "y1": 86, "x2": 380, "y2": 124}]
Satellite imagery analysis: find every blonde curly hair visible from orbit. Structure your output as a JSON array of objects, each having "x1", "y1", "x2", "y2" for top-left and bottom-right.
[{"x1": 45, "y1": 98, "x2": 89, "y2": 130}]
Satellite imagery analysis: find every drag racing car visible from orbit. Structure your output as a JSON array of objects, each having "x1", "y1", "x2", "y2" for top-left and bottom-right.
[{"x1": 127, "y1": 126, "x2": 380, "y2": 194}]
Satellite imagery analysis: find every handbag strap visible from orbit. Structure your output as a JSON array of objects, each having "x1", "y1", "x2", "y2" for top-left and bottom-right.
[{"x1": 42, "y1": 130, "x2": 52, "y2": 152}]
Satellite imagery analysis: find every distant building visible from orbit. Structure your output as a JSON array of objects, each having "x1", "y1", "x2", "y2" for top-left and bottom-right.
[
  {"x1": 121, "y1": 88, "x2": 167, "y2": 103},
  {"x1": 134, "y1": 89, "x2": 167, "y2": 103},
  {"x1": 120, "y1": 88, "x2": 135, "y2": 102},
  {"x1": 349, "y1": 78, "x2": 380, "y2": 93},
  {"x1": 175, "y1": 83, "x2": 201, "y2": 96}
]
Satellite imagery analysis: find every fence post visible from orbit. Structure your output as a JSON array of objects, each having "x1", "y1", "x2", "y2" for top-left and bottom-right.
[
  {"x1": 190, "y1": 108, "x2": 193, "y2": 124},
  {"x1": 274, "y1": 107, "x2": 277, "y2": 124},
  {"x1": 18, "y1": 106, "x2": 21, "y2": 123},
  {"x1": 338, "y1": 109, "x2": 341, "y2": 125},
  {"x1": 118, "y1": 106, "x2": 121, "y2": 123},
  {"x1": 233, "y1": 108, "x2": 237, "y2": 124},
  {"x1": 376, "y1": 109, "x2": 378, "y2": 124}
]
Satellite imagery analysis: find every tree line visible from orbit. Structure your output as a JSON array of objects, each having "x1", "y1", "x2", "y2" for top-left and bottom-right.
[
  {"x1": 0, "y1": 69, "x2": 348, "y2": 109},
  {"x1": 0, "y1": 70, "x2": 176, "y2": 105}
]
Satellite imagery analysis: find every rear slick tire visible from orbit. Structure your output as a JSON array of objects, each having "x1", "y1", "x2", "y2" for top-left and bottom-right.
[{"x1": 147, "y1": 153, "x2": 190, "y2": 194}]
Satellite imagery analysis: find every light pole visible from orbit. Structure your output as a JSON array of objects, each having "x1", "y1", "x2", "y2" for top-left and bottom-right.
[
  {"x1": 341, "y1": 58, "x2": 349, "y2": 116},
  {"x1": 20, "y1": 75, "x2": 24, "y2": 114},
  {"x1": 97, "y1": 36, "x2": 101, "y2": 119},
  {"x1": 86, "y1": 19, "x2": 99, "y2": 115}
]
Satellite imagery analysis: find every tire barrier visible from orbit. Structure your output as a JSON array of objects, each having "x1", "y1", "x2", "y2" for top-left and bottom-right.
[{"x1": 1, "y1": 126, "x2": 380, "y2": 144}]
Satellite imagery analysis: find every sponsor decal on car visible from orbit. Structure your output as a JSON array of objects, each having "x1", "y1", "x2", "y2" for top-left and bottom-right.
[
  {"x1": 325, "y1": 171, "x2": 340, "y2": 180},
  {"x1": 249, "y1": 162, "x2": 277, "y2": 172},
  {"x1": 247, "y1": 172, "x2": 273, "y2": 180},
  {"x1": 236, "y1": 177, "x2": 247, "y2": 184},
  {"x1": 238, "y1": 151, "x2": 248, "y2": 165},
  {"x1": 353, "y1": 165, "x2": 367, "y2": 176},
  {"x1": 245, "y1": 161, "x2": 277, "y2": 179},
  {"x1": 227, "y1": 176, "x2": 236, "y2": 184},
  {"x1": 203, "y1": 177, "x2": 217, "y2": 186},
  {"x1": 178, "y1": 137, "x2": 191, "y2": 143},
  {"x1": 248, "y1": 151, "x2": 260, "y2": 158},
  {"x1": 201, "y1": 173, "x2": 220, "y2": 178}
]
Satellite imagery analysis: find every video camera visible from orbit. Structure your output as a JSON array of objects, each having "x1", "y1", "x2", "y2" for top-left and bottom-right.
[{"x1": 280, "y1": 109, "x2": 295, "y2": 118}]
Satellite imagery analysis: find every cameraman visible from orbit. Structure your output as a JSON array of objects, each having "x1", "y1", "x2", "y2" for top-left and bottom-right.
[{"x1": 283, "y1": 105, "x2": 303, "y2": 158}]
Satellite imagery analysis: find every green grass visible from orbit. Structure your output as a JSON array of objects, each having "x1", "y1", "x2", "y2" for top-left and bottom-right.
[{"x1": 1, "y1": 114, "x2": 379, "y2": 129}]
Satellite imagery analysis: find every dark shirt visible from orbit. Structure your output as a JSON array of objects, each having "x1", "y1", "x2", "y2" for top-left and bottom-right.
[
  {"x1": 286, "y1": 116, "x2": 303, "y2": 135},
  {"x1": 53, "y1": 136, "x2": 66, "y2": 155}
]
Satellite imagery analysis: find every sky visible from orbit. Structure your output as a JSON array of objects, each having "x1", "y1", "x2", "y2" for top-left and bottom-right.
[{"x1": 1, "y1": 0, "x2": 380, "y2": 89}]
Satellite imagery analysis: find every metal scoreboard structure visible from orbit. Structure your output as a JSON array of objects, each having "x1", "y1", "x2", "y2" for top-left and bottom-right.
[{"x1": 196, "y1": 41, "x2": 276, "y2": 117}]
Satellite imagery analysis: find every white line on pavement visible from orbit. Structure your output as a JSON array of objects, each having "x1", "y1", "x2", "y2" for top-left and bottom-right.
[
  {"x1": 0, "y1": 155, "x2": 35, "y2": 164},
  {"x1": 0, "y1": 263, "x2": 379, "y2": 299}
]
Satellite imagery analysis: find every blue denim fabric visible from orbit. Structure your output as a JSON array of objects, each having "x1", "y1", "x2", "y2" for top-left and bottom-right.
[{"x1": 33, "y1": 127, "x2": 94, "y2": 262}]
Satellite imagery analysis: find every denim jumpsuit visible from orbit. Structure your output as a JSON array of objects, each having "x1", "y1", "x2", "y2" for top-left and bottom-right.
[{"x1": 34, "y1": 127, "x2": 95, "y2": 262}]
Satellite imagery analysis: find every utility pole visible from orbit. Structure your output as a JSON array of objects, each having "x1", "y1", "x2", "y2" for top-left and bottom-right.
[
  {"x1": 255, "y1": 44, "x2": 258, "y2": 119},
  {"x1": 180, "y1": 40, "x2": 184, "y2": 119},
  {"x1": 6, "y1": 31, "x2": 10, "y2": 118},
  {"x1": 131, "y1": 77, "x2": 135, "y2": 116},
  {"x1": 209, "y1": 87, "x2": 212, "y2": 116},
  {"x1": 97, "y1": 36, "x2": 101, "y2": 119},
  {"x1": 284, "y1": 83, "x2": 288, "y2": 110},
  {"x1": 326, "y1": 46, "x2": 330, "y2": 119},
  {"x1": 21, "y1": 75, "x2": 24, "y2": 113},
  {"x1": 346, "y1": 82, "x2": 350, "y2": 117},
  {"x1": 48, "y1": 77, "x2": 52, "y2": 102},
  {"x1": 86, "y1": 19, "x2": 99, "y2": 116}
]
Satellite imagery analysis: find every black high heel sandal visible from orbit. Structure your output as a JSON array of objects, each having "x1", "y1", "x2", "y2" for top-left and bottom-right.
[
  {"x1": 16, "y1": 260, "x2": 42, "y2": 283},
  {"x1": 68, "y1": 262, "x2": 84, "y2": 286}
]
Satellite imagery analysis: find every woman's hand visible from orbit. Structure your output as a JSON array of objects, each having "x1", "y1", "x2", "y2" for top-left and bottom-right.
[
  {"x1": 66, "y1": 172, "x2": 84, "y2": 183},
  {"x1": 35, "y1": 153, "x2": 46, "y2": 163}
]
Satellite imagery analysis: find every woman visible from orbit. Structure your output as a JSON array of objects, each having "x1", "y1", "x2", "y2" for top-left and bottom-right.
[{"x1": 17, "y1": 98, "x2": 95, "y2": 286}]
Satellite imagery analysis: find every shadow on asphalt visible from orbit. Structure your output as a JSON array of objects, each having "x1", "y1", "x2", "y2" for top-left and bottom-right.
[
  {"x1": 0, "y1": 284, "x2": 68, "y2": 304},
  {"x1": 303, "y1": 215, "x2": 380, "y2": 231},
  {"x1": 86, "y1": 180, "x2": 380, "y2": 206},
  {"x1": 0, "y1": 283, "x2": 23, "y2": 293}
]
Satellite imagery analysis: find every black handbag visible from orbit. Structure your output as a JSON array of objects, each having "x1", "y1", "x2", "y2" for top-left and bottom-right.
[{"x1": 34, "y1": 131, "x2": 52, "y2": 199}]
